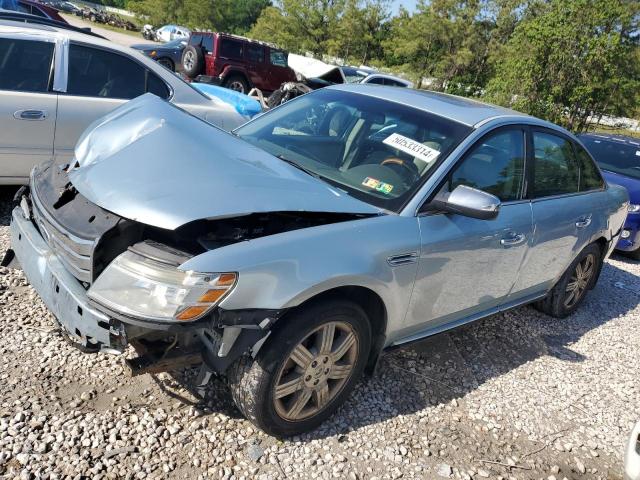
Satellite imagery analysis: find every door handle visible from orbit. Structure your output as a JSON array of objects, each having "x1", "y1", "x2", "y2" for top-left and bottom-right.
[
  {"x1": 575, "y1": 215, "x2": 592, "y2": 228},
  {"x1": 13, "y1": 109, "x2": 47, "y2": 121},
  {"x1": 500, "y1": 232, "x2": 526, "y2": 247}
]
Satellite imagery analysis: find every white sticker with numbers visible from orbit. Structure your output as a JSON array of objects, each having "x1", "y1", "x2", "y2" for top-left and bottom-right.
[{"x1": 383, "y1": 133, "x2": 440, "y2": 163}]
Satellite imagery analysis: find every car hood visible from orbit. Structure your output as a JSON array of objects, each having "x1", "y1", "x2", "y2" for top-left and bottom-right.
[
  {"x1": 603, "y1": 170, "x2": 640, "y2": 203},
  {"x1": 67, "y1": 94, "x2": 380, "y2": 230}
]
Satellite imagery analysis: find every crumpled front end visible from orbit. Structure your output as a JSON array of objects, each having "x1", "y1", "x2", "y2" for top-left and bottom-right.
[
  {"x1": 7, "y1": 159, "x2": 365, "y2": 378},
  {"x1": 6, "y1": 164, "x2": 282, "y2": 377}
]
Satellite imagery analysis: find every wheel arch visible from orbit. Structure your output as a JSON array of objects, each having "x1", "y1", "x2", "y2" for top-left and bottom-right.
[
  {"x1": 277, "y1": 285, "x2": 388, "y2": 375},
  {"x1": 221, "y1": 68, "x2": 251, "y2": 86}
]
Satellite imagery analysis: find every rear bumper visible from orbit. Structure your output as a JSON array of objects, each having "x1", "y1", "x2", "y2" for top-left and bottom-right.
[{"x1": 9, "y1": 206, "x2": 124, "y2": 352}]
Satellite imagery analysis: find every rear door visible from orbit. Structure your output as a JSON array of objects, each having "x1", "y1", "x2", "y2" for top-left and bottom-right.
[
  {"x1": 266, "y1": 49, "x2": 293, "y2": 91},
  {"x1": 245, "y1": 43, "x2": 268, "y2": 90},
  {"x1": 0, "y1": 36, "x2": 58, "y2": 183},
  {"x1": 54, "y1": 43, "x2": 170, "y2": 164},
  {"x1": 513, "y1": 128, "x2": 607, "y2": 295}
]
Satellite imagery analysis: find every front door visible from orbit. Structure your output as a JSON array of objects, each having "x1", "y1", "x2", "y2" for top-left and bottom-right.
[
  {"x1": 403, "y1": 127, "x2": 533, "y2": 338},
  {"x1": 0, "y1": 37, "x2": 58, "y2": 182}
]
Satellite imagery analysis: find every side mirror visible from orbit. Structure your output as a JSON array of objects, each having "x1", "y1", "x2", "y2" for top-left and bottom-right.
[{"x1": 428, "y1": 184, "x2": 501, "y2": 220}]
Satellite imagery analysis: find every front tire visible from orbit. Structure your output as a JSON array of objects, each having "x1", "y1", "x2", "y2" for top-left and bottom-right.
[
  {"x1": 227, "y1": 299, "x2": 371, "y2": 437},
  {"x1": 534, "y1": 243, "x2": 602, "y2": 318}
]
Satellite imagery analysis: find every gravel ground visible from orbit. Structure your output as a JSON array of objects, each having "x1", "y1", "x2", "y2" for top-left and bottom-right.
[
  {"x1": 60, "y1": 14, "x2": 157, "y2": 48},
  {"x1": 0, "y1": 185, "x2": 637, "y2": 480}
]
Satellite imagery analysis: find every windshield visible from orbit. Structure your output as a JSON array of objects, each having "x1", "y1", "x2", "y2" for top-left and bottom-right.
[
  {"x1": 235, "y1": 89, "x2": 471, "y2": 211},
  {"x1": 580, "y1": 136, "x2": 640, "y2": 180},
  {"x1": 341, "y1": 67, "x2": 367, "y2": 83}
]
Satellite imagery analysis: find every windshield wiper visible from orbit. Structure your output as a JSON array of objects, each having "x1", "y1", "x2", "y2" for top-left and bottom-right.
[{"x1": 276, "y1": 154, "x2": 322, "y2": 180}]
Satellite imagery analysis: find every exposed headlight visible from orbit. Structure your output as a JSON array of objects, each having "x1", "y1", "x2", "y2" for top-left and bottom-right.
[
  {"x1": 628, "y1": 204, "x2": 640, "y2": 213},
  {"x1": 88, "y1": 250, "x2": 236, "y2": 322}
]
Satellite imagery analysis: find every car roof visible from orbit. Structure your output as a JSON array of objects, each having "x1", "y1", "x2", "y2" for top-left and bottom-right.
[
  {"x1": 0, "y1": 18, "x2": 130, "y2": 48},
  {"x1": 330, "y1": 84, "x2": 534, "y2": 127},
  {"x1": 578, "y1": 132, "x2": 640, "y2": 146}
]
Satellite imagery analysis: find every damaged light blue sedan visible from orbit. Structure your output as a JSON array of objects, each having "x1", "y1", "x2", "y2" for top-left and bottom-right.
[{"x1": 6, "y1": 85, "x2": 628, "y2": 436}]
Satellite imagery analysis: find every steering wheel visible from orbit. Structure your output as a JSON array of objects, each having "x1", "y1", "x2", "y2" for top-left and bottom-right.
[{"x1": 380, "y1": 157, "x2": 420, "y2": 184}]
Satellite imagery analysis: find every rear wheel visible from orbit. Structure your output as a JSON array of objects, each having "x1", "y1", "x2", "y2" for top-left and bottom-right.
[
  {"x1": 223, "y1": 75, "x2": 249, "y2": 94},
  {"x1": 157, "y1": 57, "x2": 174, "y2": 71},
  {"x1": 227, "y1": 299, "x2": 371, "y2": 437},
  {"x1": 534, "y1": 243, "x2": 602, "y2": 318}
]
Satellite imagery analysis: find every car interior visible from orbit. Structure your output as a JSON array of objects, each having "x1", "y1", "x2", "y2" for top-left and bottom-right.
[{"x1": 241, "y1": 98, "x2": 466, "y2": 203}]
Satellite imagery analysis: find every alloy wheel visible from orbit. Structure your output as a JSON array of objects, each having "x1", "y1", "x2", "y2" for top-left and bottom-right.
[
  {"x1": 228, "y1": 80, "x2": 245, "y2": 93},
  {"x1": 273, "y1": 321, "x2": 358, "y2": 421},
  {"x1": 564, "y1": 253, "x2": 595, "y2": 308},
  {"x1": 183, "y1": 51, "x2": 195, "y2": 70}
]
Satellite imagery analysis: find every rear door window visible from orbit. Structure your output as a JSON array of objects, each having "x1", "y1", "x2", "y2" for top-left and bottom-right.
[
  {"x1": 532, "y1": 131, "x2": 580, "y2": 197},
  {"x1": 0, "y1": 38, "x2": 54, "y2": 93},
  {"x1": 190, "y1": 34, "x2": 202, "y2": 46},
  {"x1": 220, "y1": 39, "x2": 243, "y2": 60},
  {"x1": 574, "y1": 142, "x2": 605, "y2": 191},
  {"x1": 247, "y1": 44, "x2": 264, "y2": 63},
  {"x1": 67, "y1": 44, "x2": 168, "y2": 100},
  {"x1": 366, "y1": 77, "x2": 385, "y2": 85},
  {"x1": 269, "y1": 50, "x2": 287, "y2": 67},
  {"x1": 202, "y1": 35, "x2": 213, "y2": 54},
  {"x1": 146, "y1": 71, "x2": 170, "y2": 99}
]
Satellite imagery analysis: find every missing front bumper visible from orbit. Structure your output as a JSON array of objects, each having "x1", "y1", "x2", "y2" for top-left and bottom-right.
[{"x1": 10, "y1": 206, "x2": 125, "y2": 353}]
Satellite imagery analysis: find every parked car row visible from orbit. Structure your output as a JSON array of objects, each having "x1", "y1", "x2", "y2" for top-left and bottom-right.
[
  {"x1": 0, "y1": 14, "x2": 247, "y2": 184},
  {"x1": 0, "y1": 11, "x2": 636, "y2": 444}
]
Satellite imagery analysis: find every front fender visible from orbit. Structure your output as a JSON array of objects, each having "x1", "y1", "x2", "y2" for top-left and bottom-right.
[{"x1": 179, "y1": 214, "x2": 421, "y2": 333}]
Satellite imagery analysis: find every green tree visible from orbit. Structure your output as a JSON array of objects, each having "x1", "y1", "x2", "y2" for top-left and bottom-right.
[
  {"x1": 486, "y1": 0, "x2": 640, "y2": 130},
  {"x1": 249, "y1": 0, "x2": 346, "y2": 56},
  {"x1": 129, "y1": 0, "x2": 270, "y2": 34}
]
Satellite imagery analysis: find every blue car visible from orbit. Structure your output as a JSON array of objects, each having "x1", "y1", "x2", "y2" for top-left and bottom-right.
[
  {"x1": 579, "y1": 133, "x2": 640, "y2": 258},
  {"x1": 131, "y1": 38, "x2": 187, "y2": 72}
]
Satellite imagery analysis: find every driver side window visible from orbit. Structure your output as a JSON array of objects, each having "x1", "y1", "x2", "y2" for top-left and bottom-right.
[{"x1": 449, "y1": 128, "x2": 525, "y2": 202}]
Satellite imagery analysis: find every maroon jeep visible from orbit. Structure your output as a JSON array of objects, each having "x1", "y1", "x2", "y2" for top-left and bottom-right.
[{"x1": 181, "y1": 32, "x2": 296, "y2": 94}]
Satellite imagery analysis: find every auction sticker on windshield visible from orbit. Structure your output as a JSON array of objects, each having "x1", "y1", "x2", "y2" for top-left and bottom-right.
[
  {"x1": 363, "y1": 177, "x2": 394, "y2": 194},
  {"x1": 383, "y1": 133, "x2": 440, "y2": 163}
]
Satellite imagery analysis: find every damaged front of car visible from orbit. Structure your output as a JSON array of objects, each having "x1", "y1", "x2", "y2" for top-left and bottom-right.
[{"x1": 6, "y1": 93, "x2": 392, "y2": 386}]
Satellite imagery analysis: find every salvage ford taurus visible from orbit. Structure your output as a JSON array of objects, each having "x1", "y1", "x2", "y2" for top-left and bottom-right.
[{"x1": 6, "y1": 85, "x2": 628, "y2": 436}]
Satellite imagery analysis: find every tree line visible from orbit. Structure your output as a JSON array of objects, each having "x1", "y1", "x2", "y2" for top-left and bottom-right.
[{"x1": 127, "y1": 0, "x2": 639, "y2": 131}]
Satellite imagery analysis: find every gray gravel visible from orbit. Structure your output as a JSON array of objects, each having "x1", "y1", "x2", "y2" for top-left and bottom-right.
[{"x1": 0, "y1": 185, "x2": 637, "y2": 479}]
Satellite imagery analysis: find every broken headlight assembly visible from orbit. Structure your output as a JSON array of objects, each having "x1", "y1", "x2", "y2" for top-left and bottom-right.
[{"x1": 87, "y1": 250, "x2": 236, "y2": 322}]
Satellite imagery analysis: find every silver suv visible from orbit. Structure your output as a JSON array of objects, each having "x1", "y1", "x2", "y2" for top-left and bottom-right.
[
  {"x1": 0, "y1": 19, "x2": 245, "y2": 184},
  {"x1": 7, "y1": 85, "x2": 628, "y2": 437}
]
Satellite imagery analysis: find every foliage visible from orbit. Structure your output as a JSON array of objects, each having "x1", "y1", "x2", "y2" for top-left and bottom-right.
[
  {"x1": 128, "y1": 0, "x2": 270, "y2": 34},
  {"x1": 485, "y1": 0, "x2": 640, "y2": 130},
  {"x1": 249, "y1": 0, "x2": 390, "y2": 61},
  {"x1": 129, "y1": 0, "x2": 639, "y2": 129}
]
